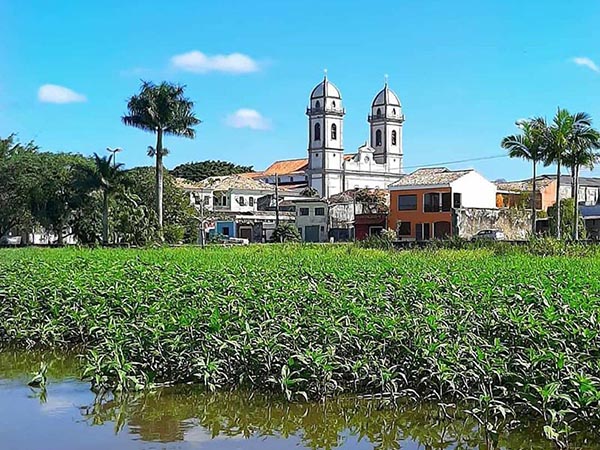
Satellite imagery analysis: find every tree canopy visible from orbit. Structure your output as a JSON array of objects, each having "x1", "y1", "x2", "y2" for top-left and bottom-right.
[{"x1": 170, "y1": 160, "x2": 253, "y2": 182}]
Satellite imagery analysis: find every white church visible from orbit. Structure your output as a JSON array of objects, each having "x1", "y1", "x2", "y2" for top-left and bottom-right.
[{"x1": 252, "y1": 74, "x2": 405, "y2": 198}]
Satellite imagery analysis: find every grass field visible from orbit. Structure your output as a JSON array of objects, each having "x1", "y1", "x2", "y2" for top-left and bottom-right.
[{"x1": 1, "y1": 245, "x2": 600, "y2": 442}]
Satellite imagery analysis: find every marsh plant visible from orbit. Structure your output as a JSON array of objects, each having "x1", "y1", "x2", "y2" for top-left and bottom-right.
[{"x1": 2, "y1": 246, "x2": 600, "y2": 446}]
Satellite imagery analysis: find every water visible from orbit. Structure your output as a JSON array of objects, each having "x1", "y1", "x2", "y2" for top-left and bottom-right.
[{"x1": 0, "y1": 351, "x2": 596, "y2": 450}]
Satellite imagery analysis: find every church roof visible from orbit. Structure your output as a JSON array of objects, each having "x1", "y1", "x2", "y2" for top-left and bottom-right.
[
  {"x1": 390, "y1": 168, "x2": 472, "y2": 187},
  {"x1": 310, "y1": 76, "x2": 341, "y2": 99},
  {"x1": 262, "y1": 158, "x2": 308, "y2": 175},
  {"x1": 372, "y1": 84, "x2": 401, "y2": 107}
]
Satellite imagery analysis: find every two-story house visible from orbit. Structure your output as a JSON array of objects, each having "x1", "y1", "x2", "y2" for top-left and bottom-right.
[
  {"x1": 292, "y1": 197, "x2": 329, "y2": 242},
  {"x1": 387, "y1": 168, "x2": 497, "y2": 240}
]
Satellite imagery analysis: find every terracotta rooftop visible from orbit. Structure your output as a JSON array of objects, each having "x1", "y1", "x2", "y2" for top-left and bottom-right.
[
  {"x1": 390, "y1": 167, "x2": 472, "y2": 187},
  {"x1": 177, "y1": 175, "x2": 275, "y2": 192},
  {"x1": 495, "y1": 178, "x2": 554, "y2": 192},
  {"x1": 262, "y1": 158, "x2": 308, "y2": 175}
]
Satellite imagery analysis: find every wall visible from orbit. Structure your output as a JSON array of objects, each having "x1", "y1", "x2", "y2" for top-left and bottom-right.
[
  {"x1": 387, "y1": 187, "x2": 453, "y2": 239},
  {"x1": 295, "y1": 200, "x2": 328, "y2": 242},
  {"x1": 450, "y1": 171, "x2": 497, "y2": 209},
  {"x1": 454, "y1": 208, "x2": 532, "y2": 240}
]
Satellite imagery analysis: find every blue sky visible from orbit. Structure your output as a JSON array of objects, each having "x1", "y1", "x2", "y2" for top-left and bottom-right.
[{"x1": 2, "y1": 0, "x2": 600, "y2": 181}]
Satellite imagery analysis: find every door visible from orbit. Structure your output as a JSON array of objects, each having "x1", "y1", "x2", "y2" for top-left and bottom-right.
[
  {"x1": 304, "y1": 225, "x2": 320, "y2": 242},
  {"x1": 238, "y1": 226, "x2": 253, "y2": 241},
  {"x1": 416, "y1": 223, "x2": 423, "y2": 241},
  {"x1": 423, "y1": 223, "x2": 431, "y2": 240}
]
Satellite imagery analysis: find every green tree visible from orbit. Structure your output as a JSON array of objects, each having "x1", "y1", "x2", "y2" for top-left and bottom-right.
[
  {"x1": 544, "y1": 109, "x2": 593, "y2": 239},
  {"x1": 548, "y1": 198, "x2": 586, "y2": 240},
  {"x1": 501, "y1": 117, "x2": 548, "y2": 236},
  {"x1": 270, "y1": 222, "x2": 301, "y2": 243},
  {"x1": 77, "y1": 153, "x2": 124, "y2": 245},
  {"x1": 30, "y1": 152, "x2": 92, "y2": 245},
  {"x1": 562, "y1": 117, "x2": 600, "y2": 240},
  {"x1": 0, "y1": 135, "x2": 39, "y2": 238},
  {"x1": 171, "y1": 160, "x2": 253, "y2": 182},
  {"x1": 122, "y1": 81, "x2": 200, "y2": 231}
]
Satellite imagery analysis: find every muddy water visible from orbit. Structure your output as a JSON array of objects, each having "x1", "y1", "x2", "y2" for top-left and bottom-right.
[{"x1": 0, "y1": 351, "x2": 596, "y2": 450}]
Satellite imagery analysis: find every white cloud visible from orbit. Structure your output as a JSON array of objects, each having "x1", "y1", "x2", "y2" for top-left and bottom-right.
[
  {"x1": 171, "y1": 51, "x2": 259, "y2": 74},
  {"x1": 572, "y1": 57, "x2": 599, "y2": 73},
  {"x1": 38, "y1": 84, "x2": 87, "y2": 103},
  {"x1": 226, "y1": 109, "x2": 271, "y2": 130}
]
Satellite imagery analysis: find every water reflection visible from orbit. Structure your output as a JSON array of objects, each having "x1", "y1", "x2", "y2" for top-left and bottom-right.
[{"x1": 1, "y1": 351, "x2": 598, "y2": 450}]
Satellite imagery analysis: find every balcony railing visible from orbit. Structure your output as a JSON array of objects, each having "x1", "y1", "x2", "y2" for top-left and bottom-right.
[
  {"x1": 306, "y1": 107, "x2": 345, "y2": 116},
  {"x1": 368, "y1": 113, "x2": 405, "y2": 123}
]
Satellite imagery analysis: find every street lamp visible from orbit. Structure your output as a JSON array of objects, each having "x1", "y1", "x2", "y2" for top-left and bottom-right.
[{"x1": 106, "y1": 147, "x2": 123, "y2": 167}]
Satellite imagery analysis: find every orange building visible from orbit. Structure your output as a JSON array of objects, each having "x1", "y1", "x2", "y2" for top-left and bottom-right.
[{"x1": 388, "y1": 168, "x2": 497, "y2": 240}]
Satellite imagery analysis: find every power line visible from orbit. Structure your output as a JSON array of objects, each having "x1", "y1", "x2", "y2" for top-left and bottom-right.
[{"x1": 402, "y1": 153, "x2": 508, "y2": 170}]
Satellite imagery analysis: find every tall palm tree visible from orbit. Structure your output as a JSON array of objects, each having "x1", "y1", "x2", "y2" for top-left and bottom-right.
[
  {"x1": 563, "y1": 118, "x2": 600, "y2": 239},
  {"x1": 79, "y1": 153, "x2": 124, "y2": 245},
  {"x1": 501, "y1": 117, "x2": 547, "y2": 236},
  {"x1": 122, "y1": 81, "x2": 200, "y2": 232},
  {"x1": 544, "y1": 109, "x2": 593, "y2": 238}
]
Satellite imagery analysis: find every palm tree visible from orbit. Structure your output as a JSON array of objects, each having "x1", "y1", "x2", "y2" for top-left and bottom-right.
[
  {"x1": 79, "y1": 153, "x2": 123, "y2": 245},
  {"x1": 545, "y1": 109, "x2": 593, "y2": 239},
  {"x1": 563, "y1": 118, "x2": 600, "y2": 239},
  {"x1": 501, "y1": 117, "x2": 547, "y2": 236},
  {"x1": 122, "y1": 81, "x2": 200, "y2": 232}
]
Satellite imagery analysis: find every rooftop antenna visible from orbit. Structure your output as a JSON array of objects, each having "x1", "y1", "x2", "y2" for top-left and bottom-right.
[
  {"x1": 324, "y1": 68, "x2": 328, "y2": 81},
  {"x1": 384, "y1": 73, "x2": 389, "y2": 87}
]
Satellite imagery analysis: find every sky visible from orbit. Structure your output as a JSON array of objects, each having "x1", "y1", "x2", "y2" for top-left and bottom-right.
[{"x1": 2, "y1": 0, "x2": 600, "y2": 181}]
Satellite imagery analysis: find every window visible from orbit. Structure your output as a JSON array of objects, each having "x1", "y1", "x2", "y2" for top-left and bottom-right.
[
  {"x1": 331, "y1": 123, "x2": 337, "y2": 140},
  {"x1": 222, "y1": 226, "x2": 230, "y2": 236},
  {"x1": 332, "y1": 101, "x2": 336, "y2": 108},
  {"x1": 314, "y1": 123, "x2": 321, "y2": 141},
  {"x1": 315, "y1": 207, "x2": 325, "y2": 216},
  {"x1": 392, "y1": 108, "x2": 396, "y2": 116},
  {"x1": 397, "y1": 221, "x2": 411, "y2": 235},
  {"x1": 300, "y1": 207, "x2": 309, "y2": 216},
  {"x1": 441, "y1": 193, "x2": 451, "y2": 212},
  {"x1": 398, "y1": 194, "x2": 417, "y2": 211},
  {"x1": 238, "y1": 196, "x2": 245, "y2": 206},
  {"x1": 377, "y1": 108, "x2": 382, "y2": 117},
  {"x1": 315, "y1": 100, "x2": 320, "y2": 109},
  {"x1": 391, "y1": 130, "x2": 397, "y2": 145},
  {"x1": 453, "y1": 193, "x2": 462, "y2": 208},
  {"x1": 424, "y1": 193, "x2": 440, "y2": 212},
  {"x1": 203, "y1": 196, "x2": 209, "y2": 205},
  {"x1": 249, "y1": 197, "x2": 254, "y2": 207},
  {"x1": 375, "y1": 129, "x2": 382, "y2": 146}
]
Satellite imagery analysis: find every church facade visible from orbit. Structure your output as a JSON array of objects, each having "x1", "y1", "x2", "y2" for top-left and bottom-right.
[
  {"x1": 252, "y1": 75, "x2": 405, "y2": 198},
  {"x1": 306, "y1": 75, "x2": 405, "y2": 198}
]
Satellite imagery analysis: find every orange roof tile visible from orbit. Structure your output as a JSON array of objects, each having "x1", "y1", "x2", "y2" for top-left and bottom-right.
[{"x1": 263, "y1": 158, "x2": 308, "y2": 175}]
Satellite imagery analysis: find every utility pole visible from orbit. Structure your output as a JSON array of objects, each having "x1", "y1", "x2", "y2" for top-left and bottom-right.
[
  {"x1": 275, "y1": 173, "x2": 280, "y2": 228},
  {"x1": 106, "y1": 147, "x2": 122, "y2": 167},
  {"x1": 199, "y1": 188, "x2": 205, "y2": 248}
]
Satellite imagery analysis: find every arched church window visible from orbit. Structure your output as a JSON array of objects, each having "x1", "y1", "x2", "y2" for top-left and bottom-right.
[
  {"x1": 315, "y1": 100, "x2": 320, "y2": 109},
  {"x1": 314, "y1": 123, "x2": 321, "y2": 141},
  {"x1": 377, "y1": 108, "x2": 382, "y2": 117},
  {"x1": 331, "y1": 123, "x2": 337, "y2": 140},
  {"x1": 332, "y1": 101, "x2": 336, "y2": 108},
  {"x1": 392, "y1": 130, "x2": 397, "y2": 145},
  {"x1": 376, "y1": 129, "x2": 382, "y2": 146},
  {"x1": 392, "y1": 108, "x2": 396, "y2": 116}
]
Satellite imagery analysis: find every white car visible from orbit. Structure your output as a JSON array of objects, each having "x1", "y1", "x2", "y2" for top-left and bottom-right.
[
  {"x1": 471, "y1": 229, "x2": 506, "y2": 241},
  {"x1": 226, "y1": 237, "x2": 249, "y2": 245},
  {"x1": 0, "y1": 235, "x2": 21, "y2": 245}
]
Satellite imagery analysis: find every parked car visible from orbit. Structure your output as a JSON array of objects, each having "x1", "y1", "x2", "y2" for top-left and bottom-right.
[
  {"x1": 225, "y1": 237, "x2": 249, "y2": 245},
  {"x1": 471, "y1": 229, "x2": 505, "y2": 241},
  {"x1": 0, "y1": 235, "x2": 21, "y2": 245}
]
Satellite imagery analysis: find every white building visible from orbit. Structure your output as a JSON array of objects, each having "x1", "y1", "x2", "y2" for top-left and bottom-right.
[
  {"x1": 252, "y1": 75, "x2": 405, "y2": 198},
  {"x1": 292, "y1": 197, "x2": 329, "y2": 242}
]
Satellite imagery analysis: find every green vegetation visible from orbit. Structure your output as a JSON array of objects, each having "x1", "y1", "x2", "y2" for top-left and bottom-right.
[
  {"x1": 0, "y1": 134, "x2": 199, "y2": 245},
  {"x1": 170, "y1": 160, "x2": 253, "y2": 182},
  {"x1": 502, "y1": 109, "x2": 600, "y2": 240},
  {"x1": 2, "y1": 246, "x2": 600, "y2": 446},
  {"x1": 122, "y1": 81, "x2": 201, "y2": 231}
]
